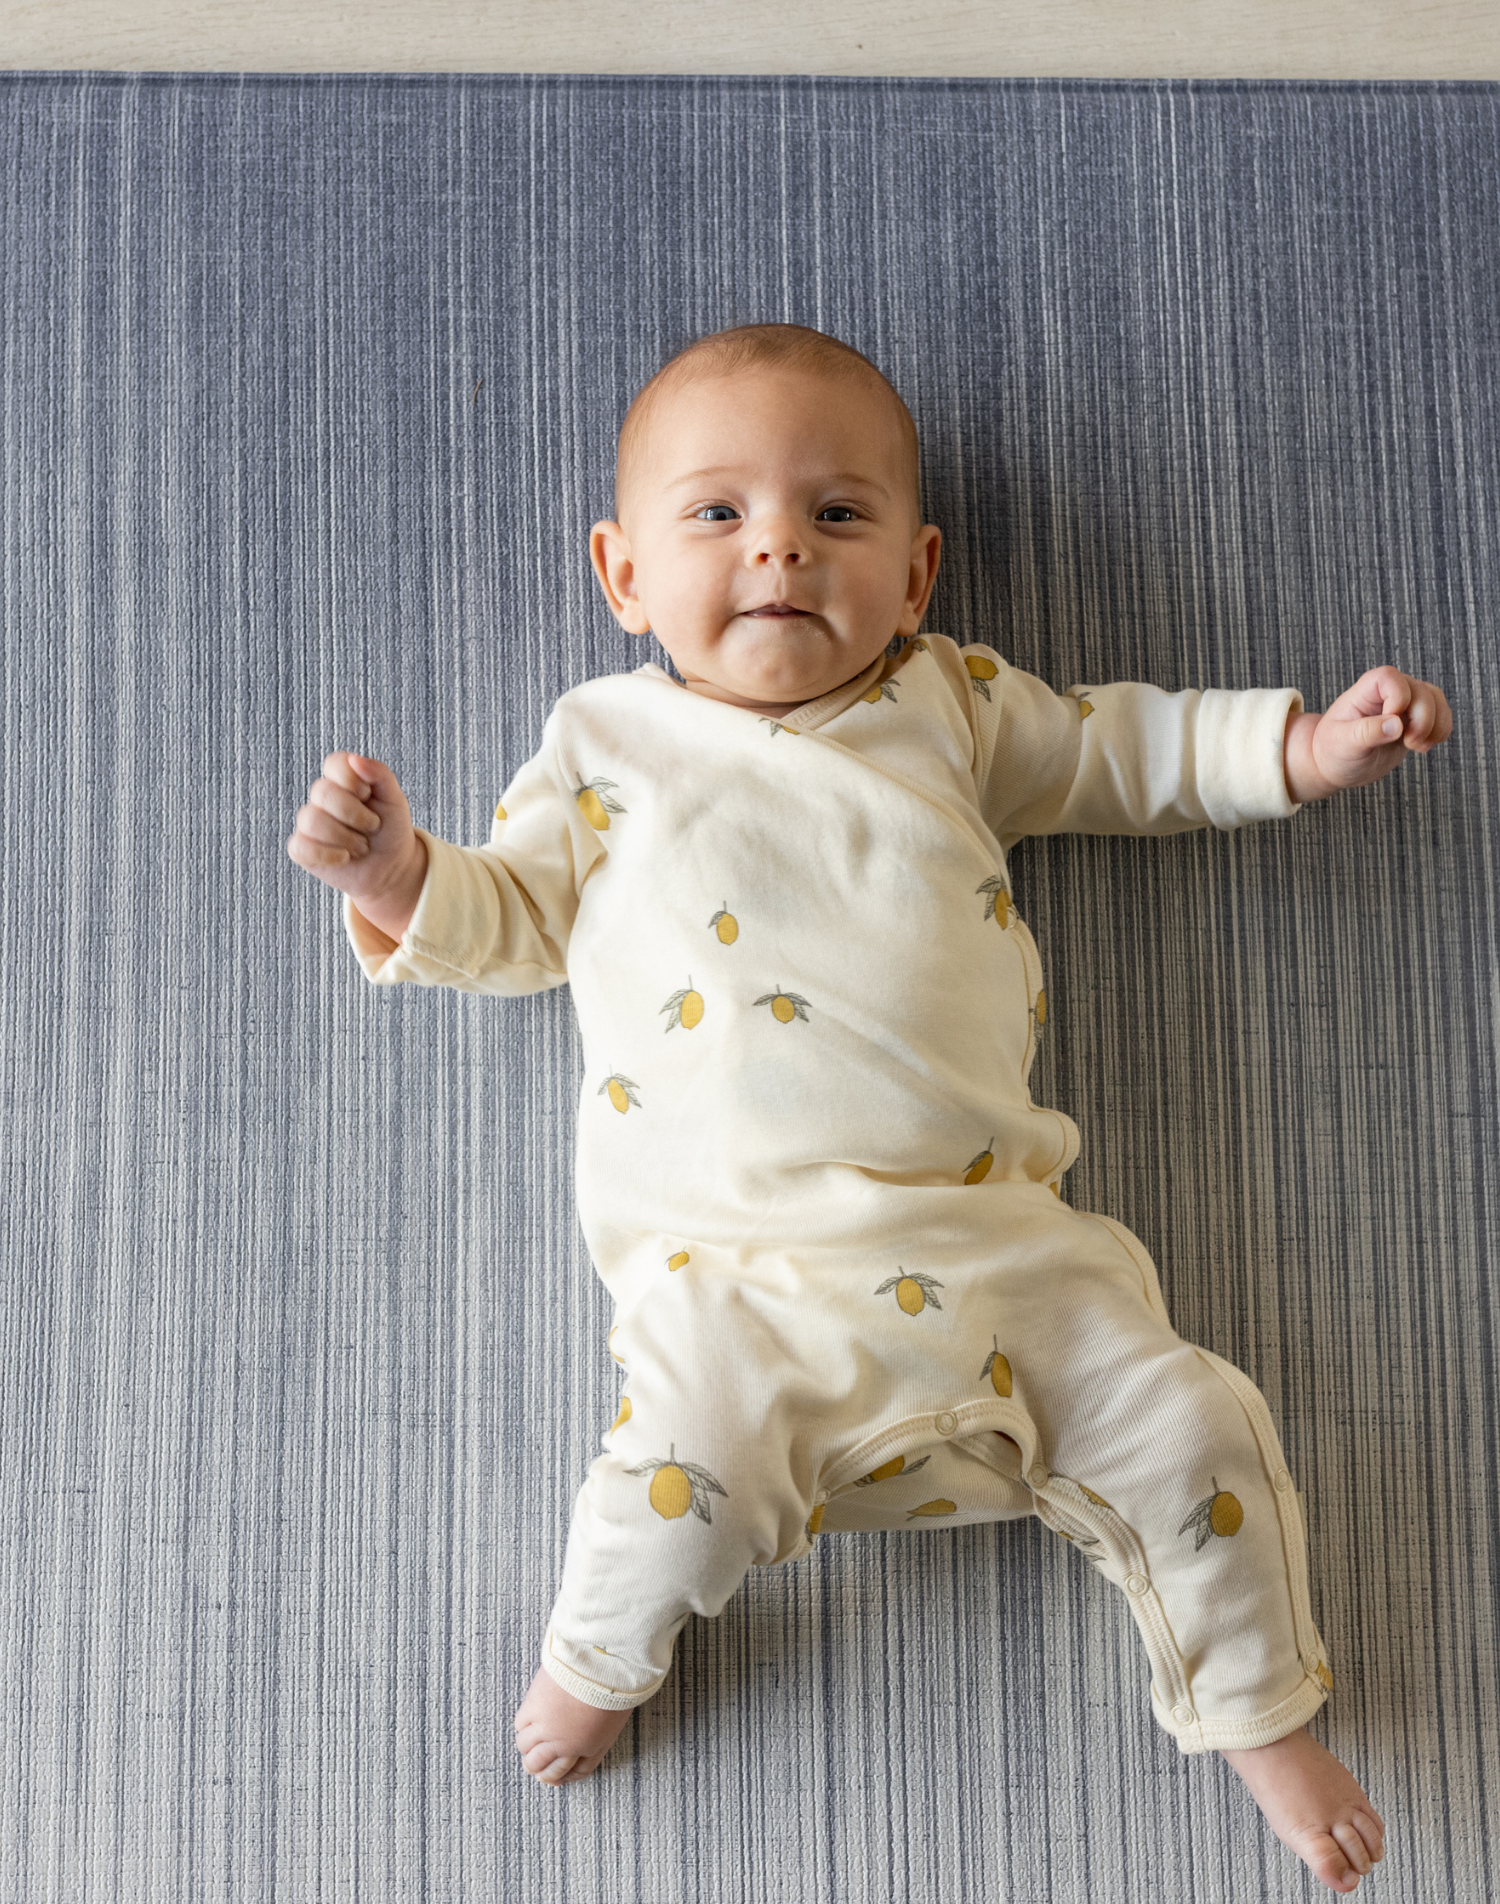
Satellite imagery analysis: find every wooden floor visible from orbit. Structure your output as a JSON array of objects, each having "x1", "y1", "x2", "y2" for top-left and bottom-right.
[{"x1": 1, "y1": 0, "x2": 1496, "y2": 80}]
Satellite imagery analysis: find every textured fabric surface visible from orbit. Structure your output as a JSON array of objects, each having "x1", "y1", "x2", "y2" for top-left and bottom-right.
[{"x1": 1, "y1": 72, "x2": 1495, "y2": 1903}]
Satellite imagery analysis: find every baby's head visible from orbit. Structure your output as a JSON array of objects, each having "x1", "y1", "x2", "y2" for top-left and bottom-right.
[{"x1": 590, "y1": 324, "x2": 942, "y2": 717}]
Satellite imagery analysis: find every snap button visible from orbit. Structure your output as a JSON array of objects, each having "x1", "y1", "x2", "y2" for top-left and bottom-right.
[
  {"x1": 1274, "y1": 1468, "x2": 1293, "y2": 1492},
  {"x1": 1171, "y1": 1703, "x2": 1196, "y2": 1726},
  {"x1": 1028, "y1": 1464, "x2": 1048, "y2": 1489},
  {"x1": 1302, "y1": 1650, "x2": 1319, "y2": 1676},
  {"x1": 935, "y1": 1411, "x2": 957, "y2": 1436},
  {"x1": 1125, "y1": 1573, "x2": 1149, "y2": 1597}
]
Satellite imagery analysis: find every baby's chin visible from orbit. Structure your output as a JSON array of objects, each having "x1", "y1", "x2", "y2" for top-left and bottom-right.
[{"x1": 674, "y1": 623, "x2": 876, "y2": 710}]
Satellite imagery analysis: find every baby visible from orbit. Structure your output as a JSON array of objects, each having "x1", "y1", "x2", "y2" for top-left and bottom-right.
[{"x1": 289, "y1": 322, "x2": 1450, "y2": 1893}]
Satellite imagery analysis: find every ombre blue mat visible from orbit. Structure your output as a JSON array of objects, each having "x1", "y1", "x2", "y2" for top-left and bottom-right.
[{"x1": 2, "y1": 72, "x2": 1496, "y2": 1904}]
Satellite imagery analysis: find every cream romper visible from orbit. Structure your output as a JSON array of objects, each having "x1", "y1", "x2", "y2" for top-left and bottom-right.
[{"x1": 345, "y1": 633, "x2": 1334, "y2": 1755}]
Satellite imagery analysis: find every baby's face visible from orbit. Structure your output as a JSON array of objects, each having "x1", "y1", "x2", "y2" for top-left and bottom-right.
[{"x1": 590, "y1": 367, "x2": 942, "y2": 717}]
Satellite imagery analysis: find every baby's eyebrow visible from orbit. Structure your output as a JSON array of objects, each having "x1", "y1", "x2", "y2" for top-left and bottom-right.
[{"x1": 666, "y1": 466, "x2": 891, "y2": 498}]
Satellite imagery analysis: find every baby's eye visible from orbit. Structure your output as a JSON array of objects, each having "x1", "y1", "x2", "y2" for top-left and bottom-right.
[
  {"x1": 819, "y1": 507, "x2": 858, "y2": 523},
  {"x1": 694, "y1": 505, "x2": 739, "y2": 523}
]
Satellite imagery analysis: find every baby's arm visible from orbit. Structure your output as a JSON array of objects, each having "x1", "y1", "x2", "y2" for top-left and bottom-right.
[
  {"x1": 288, "y1": 736, "x2": 599, "y2": 996},
  {"x1": 1282, "y1": 665, "x2": 1452, "y2": 803}
]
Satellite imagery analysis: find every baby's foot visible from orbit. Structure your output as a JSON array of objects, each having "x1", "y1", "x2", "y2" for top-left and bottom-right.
[
  {"x1": 513, "y1": 1667, "x2": 632, "y2": 1788},
  {"x1": 1221, "y1": 1728, "x2": 1385, "y2": 1893}
]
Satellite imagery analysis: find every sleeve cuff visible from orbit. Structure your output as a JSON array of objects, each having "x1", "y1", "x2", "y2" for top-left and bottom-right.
[
  {"x1": 342, "y1": 826, "x2": 483, "y2": 985},
  {"x1": 1196, "y1": 687, "x2": 1306, "y2": 827}
]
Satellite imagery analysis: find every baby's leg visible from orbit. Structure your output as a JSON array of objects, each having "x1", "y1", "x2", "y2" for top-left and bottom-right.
[
  {"x1": 517, "y1": 1279, "x2": 820, "y2": 1788},
  {"x1": 1027, "y1": 1216, "x2": 1384, "y2": 1890}
]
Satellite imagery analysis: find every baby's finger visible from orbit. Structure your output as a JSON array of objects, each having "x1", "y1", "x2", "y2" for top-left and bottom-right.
[
  {"x1": 311, "y1": 777, "x2": 381, "y2": 833},
  {"x1": 323, "y1": 751, "x2": 372, "y2": 800},
  {"x1": 295, "y1": 800, "x2": 373, "y2": 857},
  {"x1": 287, "y1": 831, "x2": 353, "y2": 870},
  {"x1": 1362, "y1": 713, "x2": 1404, "y2": 750}
]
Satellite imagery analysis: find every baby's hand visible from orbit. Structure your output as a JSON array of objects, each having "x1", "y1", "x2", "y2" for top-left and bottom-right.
[
  {"x1": 287, "y1": 752, "x2": 421, "y2": 906},
  {"x1": 1288, "y1": 666, "x2": 1453, "y2": 801}
]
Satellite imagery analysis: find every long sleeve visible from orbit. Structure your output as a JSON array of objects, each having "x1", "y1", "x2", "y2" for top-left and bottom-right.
[
  {"x1": 962, "y1": 645, "x2": 1306, "y2": 852},
  {"x1": 342, "y1": 724, "x2": 606, "y2": 996}
]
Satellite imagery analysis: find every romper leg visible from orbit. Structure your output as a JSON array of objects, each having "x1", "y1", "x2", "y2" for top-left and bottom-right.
[
  {"x1": 1019, "y1": 1214, "x2": 1332, "y2": 1754},
  {"x1": 541, "y1": 1270, "x2": 821, "y2": 1711}
]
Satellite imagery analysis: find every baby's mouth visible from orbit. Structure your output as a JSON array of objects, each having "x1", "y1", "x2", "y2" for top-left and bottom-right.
[{"x1": 745, "y1": 605, "x2": 816, "y2": 618}]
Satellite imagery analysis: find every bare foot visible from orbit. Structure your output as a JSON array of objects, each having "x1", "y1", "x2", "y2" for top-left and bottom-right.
[
  {"x1": 513, "y1": 1667, "x2": 633, "y2": 1788},
  {"x1": 1222, "y1": 1727, "x2": 1385, "y2": 1893}
]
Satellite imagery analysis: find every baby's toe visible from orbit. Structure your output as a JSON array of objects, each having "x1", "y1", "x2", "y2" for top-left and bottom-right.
[
  {"x1": 521, "y1": 1739, "x2": 575, "y2": 1782},
  {"x1": 1296, "y1": 1829, "x2": 1361, "y2": 1894},
  {"x1": 1351, "y1": 1808, "x2": 1385, "y2": 1861},
  {"x1": 1331, "y1": 1820, "x2": 1374, "y2": 1876}
]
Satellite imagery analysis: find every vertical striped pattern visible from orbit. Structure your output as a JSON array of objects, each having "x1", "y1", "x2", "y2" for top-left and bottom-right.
[{"x1": 1, "y1": 73, "x2": 1495, "y2": 1902}]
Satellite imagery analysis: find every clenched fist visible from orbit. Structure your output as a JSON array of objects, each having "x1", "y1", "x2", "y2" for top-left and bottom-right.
[{"x1": 287, "y1": 752, "x2": 429, "y2": 941}]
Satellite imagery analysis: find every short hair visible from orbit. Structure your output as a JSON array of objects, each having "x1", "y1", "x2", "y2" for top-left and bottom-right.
[{"x1": 614, "y1": 322, "x2": 921, "y2": 531}]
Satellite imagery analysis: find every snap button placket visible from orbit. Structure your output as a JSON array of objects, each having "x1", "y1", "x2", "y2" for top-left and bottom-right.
[{"x1": 935, "y1": 1411, "x2": 957, "y2": 1436}]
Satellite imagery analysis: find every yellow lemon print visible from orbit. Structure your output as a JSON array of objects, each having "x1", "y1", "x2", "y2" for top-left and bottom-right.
[
  {"x1": 980, "y1": 1338, "x2": 1012, "y2": 1396},
  {"x1": 573, "y1": 777, "x2": 625, "y2": 830},
  {"x1": 855, "y1": 1453, "x2": 931, "y2": 1487},
  {"x1": 907, "y1": 637, "x2": 930, "y2": 652},
  {"x1": 626, "y1": 1443, "x2": 728, "y2": 1524},
  {"x1": 1078, "y1": 1484, "x2": 1113, "y2": 1511},
  {"x1": 665, "y1": 1250, "x2": 690, "y2": 1272},
  {"x1": 759, "y1": 717, "x2": 795, "y2": 737},
  {"x1": 964, "y1": 652, "x2": 998, "y2": 702},
  {"x1": 874, "y1": 1269, "x2": 945, "y2": 1315},
  {"x1": 861, "y1": 680, "x2": 899, "y2": 705},
  {"x1": 964, "y1": 1137, "x2": 995, "y2": 1183},
  {"x1": 661, "y1": 980, "x2": 704, "y2": 1031},
  {"x1": 708, "y1": 904, "x2": 739, "y2": 944},
  {"x1": 1179, "y1": 1477, "x2": 1244, "y2": 1551},
  {"x1": 607, "y1": 1326, "x2": 625, "y2": 1366},
  {"x1": 611, "y1": 1395, "x2": 632, "y2": 1431},
  {"x1": 1070, "y1": 688, "x2": 1095, "y2": 718},
  {"x1": 598, "y1": 1072, "x2": 642, "y2": 1113},
  {"x1": 805, "y1": 1504, "x2": 825, "y2": 1539},
  {"x1": 976, "y1": 875, "x2": 1014, "y2": 929},
  {"x1": 1032, "y1": 989, "x2": 1047, "y2": 1031},
  {"x1": 754, "y1": 985, "x2": 811, "y2": 1024},
  {"x1": 493, "y1": 801, "x2": 507, "y2": 822},
  {"x1": 1313, "y1": 1660, "x2": 1333, "y2": 1692},
  {"x1": 1049, "y1": 1182, "x2": 1062, "y2": 1198},
  {"x1": 907, "y1": 1499, "x2": 958, "y2": 1519}
]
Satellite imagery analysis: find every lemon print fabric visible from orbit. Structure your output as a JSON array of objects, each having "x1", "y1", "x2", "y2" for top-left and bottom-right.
[
  {"x1": 598, "y1": 1072, "x2": 641, "y2": 1113},
  {"x1": 1179, "y1": 1477, "x2": 1244, "y2": 1551},
  {"x1": 1031, "y1": 989, "x2": 1047, "y2": 1037},
  {"x1": 708, "y1": 904, "x2": 739, "y2": 944},
  {"x1": 626, "y1": 1443, "x2": 728, "y2": 1524},
  {"x1": 855, "y1": 1453, "x2": 931, "y2": 1487},
  {"x1": 754, "y1": 985, "x2": 811, "y2": 1024},
  {"x1": 875, "y1": 1269, "x2": 944, "y2": 1314},
  {"x1": 759, "y1": 717, "x2": 795, "y2": 737},
  {"x1": 493, "y1": 801, "x2": 507, "y2": 822},
  {"x1": 611, "y1": 1394, "x2": 632, "y2": 1431},
  {"x1": 976, "y1": 875, "x2": 1015, "y2": 929},
  {"x1": 964, "y1": 651, "x2": 999, "y2": 702},
  {"x1": 964, "y1": 1137, "x2": 995, "y2": 1183},
  {"x1": 1069, "y1": 687, "x2": 1096, "y2": 717},
  {"x1": 665, "y1": 1249, "x2": 689, "y2": 1272},
  {"x1": 660, "y1": 979, "x2": 704, "y2": 1031},
  {"x1": 573, "y1": 777, "x2": 625, "y2": 830},
  {"x1": 907, "y1": 1499, "x2": 958, "y2": 1519},
  {"x1": 980, "y1": 1337, "x2": 1012, "y2": 1396},
  {"x1": 861, "y1": 679, "x2": 899, "y2": 705}
]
